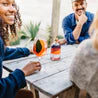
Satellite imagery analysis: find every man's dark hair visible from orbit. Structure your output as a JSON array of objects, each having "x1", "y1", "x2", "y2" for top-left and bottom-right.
[{"x1": 71, "y1": 0, "x2": 86, "y2": 2}]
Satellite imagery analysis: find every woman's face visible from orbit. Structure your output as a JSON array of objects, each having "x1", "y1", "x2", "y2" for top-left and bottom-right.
[{"x1": 0, "y1": 0, "x2": 16, "y2": 25}]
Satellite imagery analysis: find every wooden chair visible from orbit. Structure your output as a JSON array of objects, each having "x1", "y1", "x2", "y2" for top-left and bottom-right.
[
  {"x1": 79, "y1": 90, "x2": 91, "y2": 98},
  {"x1": 15, "y1": 89, "x2": 34, "y2": 98},
  {"x1": 73, "y1": 84, "x2": 91, "y2": 98}
]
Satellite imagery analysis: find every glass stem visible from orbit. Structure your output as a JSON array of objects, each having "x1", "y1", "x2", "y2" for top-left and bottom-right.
[{"x1": 38, "y1": 57, "x2": 41, "y2": 61}]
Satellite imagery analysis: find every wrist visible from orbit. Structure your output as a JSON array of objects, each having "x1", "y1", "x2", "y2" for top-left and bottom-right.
[
  {"x1": 77, "y1": 22, "x2": 83, "y2": 26},
  {"x1": 76, "y1": 40, "x2": 79, "y2": 44},
  {"x1": 29, "y1": 48, "x2": 33, "y2": 54},
  {"x1": 22, "y1": 69, "x2": 27, "y2": 76}
]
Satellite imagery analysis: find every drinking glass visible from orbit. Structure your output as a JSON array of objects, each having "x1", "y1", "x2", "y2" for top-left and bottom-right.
[{"x1": 33, "y1": 30, "x2": 47, "y2": 61}]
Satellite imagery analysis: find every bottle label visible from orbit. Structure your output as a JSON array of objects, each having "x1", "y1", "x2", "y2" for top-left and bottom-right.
[
  {"x1": 50, "y1": 44, "x2": 61, "y2": 61},
  {"x1": 50, "y1": 54, "x2": 61, "y2": 61},
  {"x1": 51, "y1": 47, "x2": 61, "y2": 54}
]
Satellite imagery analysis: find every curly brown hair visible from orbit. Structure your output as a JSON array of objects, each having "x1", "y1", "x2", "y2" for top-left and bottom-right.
[{"x1": 0, "y1": 4, "x2": 22, "y2": 45}]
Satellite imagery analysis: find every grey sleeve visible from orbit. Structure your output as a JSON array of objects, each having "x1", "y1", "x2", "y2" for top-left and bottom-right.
[{"x1": 70, "y1": 41, "x2": 88, "y2": 89}]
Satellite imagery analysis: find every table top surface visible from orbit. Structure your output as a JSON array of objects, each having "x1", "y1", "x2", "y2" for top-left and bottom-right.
[{"x1": 3, "y1": 45, "x2": 78, "y2": 97}]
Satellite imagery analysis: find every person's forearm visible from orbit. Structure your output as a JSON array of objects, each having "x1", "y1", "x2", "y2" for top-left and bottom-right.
[
  {"x1": 4, "y1": 47, "x2": 30, "y2": 60},
  {"x1": 73, "y1": 22, "x2": 83, "y2": 40}
]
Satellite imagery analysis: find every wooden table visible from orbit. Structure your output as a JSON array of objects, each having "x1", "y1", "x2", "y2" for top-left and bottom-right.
[{"x1": 3, "y1": 45, "x2": 79, "y2": 98}]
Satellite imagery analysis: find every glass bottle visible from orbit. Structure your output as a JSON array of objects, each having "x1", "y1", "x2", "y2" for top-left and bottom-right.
[{"x1": 50, "y1": 38, "x2": 61, "y2": 61}]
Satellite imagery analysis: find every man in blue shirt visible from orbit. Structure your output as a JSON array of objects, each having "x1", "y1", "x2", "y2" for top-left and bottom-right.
[{"x1": 58, "y1": 0, "x2": 94, "y2": 44}]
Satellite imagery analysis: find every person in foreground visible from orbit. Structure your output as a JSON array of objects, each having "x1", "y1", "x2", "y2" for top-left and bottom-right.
[
  {"x1": 58, "y1": 0, "x2": 94, "y2": 45},
  {"x1": 70, "y1": 10, "x2": 98, "y2": 98},
  {"x1": 0, "y1": 0, "x2": 41, "y2": 98}
]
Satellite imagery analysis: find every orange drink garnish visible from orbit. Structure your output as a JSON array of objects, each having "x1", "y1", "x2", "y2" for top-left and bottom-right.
[{"x1": 33, "y1": 39, "x2": 47, "y2": 57}]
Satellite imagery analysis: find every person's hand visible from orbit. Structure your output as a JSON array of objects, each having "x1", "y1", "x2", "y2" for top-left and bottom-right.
[
  {"x1": 76, "y1": 40, "x2": 79, "y2": 44},
  {"x1": 78, "y1": 13, "x2": 88, "y2": 25},
  {"x1": 57, "y1": 39, "x2": 67, "y2": 45},
  {"x1": 29, "y1": 48, "x2": 33, "y2": 54},
  {"x1": 22, "y1": 61, "x2": 41, "y2": 76},
  {"x1": 28, "y1": 47, "x2": 33, "y2": 54}
]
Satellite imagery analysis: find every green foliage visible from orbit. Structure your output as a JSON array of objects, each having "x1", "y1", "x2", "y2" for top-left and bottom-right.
[
  {"x1": 45, "y1": 25, "x2": 52, "y2": 48},
  {"x1": 18, "y1": 21, "x2": 41, "y2": 41},
  {"x1": 45, "y1": 25, "x2": 64, "y2": 47},
  {"x1": 25, "y1": 22, "x2": 41, "y2": 41},
  {"x1": 46, "y1": 25, "x2": 52, "y2": 33},
  {"x1": 9, "y1": 21, "x2": 41, "y2": 46},
  {"x1": 47, "y1": 37, "x2": 51, "y2": 48},
  {"x1": 18, "y1": 30, "x2": 29, "y2": 39},
  {"x1": 56, "y1": 35, "x2": 64, "y2": 39},
  {"x1": 10, "y1": 37, "x2": 20, "y2": 46}
]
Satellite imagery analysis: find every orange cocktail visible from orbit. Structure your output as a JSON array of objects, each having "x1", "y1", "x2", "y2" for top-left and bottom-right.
[{"x1": 33, "y1": 39, "x2": 47, "y2": 57}]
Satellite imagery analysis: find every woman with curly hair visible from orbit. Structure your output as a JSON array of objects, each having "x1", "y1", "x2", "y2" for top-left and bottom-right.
[
  {"x1": 70, "y1": 10, "x2": 98, "y2": 98},
  {"x1": 0, "y1": 0, "x2": 41, "y2": 98}
]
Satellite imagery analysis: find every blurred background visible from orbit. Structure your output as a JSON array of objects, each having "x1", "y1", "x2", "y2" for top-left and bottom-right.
[{"x1": 16, "y1": 0, "x2": 98, "y2": 36}]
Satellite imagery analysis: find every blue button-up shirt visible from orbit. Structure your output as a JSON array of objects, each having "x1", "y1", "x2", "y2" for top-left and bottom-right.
[{"x1": 62, "y1": 11, "x2": 94, "y2": 44}]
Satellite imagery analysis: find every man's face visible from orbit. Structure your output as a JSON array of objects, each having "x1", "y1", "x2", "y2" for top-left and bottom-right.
[{"x1": 72, "y1": 0, "x2": 87, "y2": 16}]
